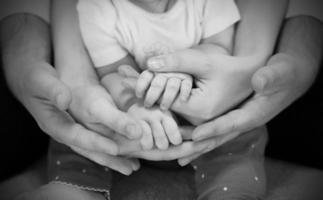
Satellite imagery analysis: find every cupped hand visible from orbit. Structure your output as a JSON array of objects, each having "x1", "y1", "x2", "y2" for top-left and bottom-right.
[
  {"x1": 177, "y1": 53, "x2": 316, "y2": 165},
  {"x1": 191, "y1": 53, "x2": 316, "y2": 141},
  {"x1": 14, "y1": 62, "x2": 140, "y2": 175}
]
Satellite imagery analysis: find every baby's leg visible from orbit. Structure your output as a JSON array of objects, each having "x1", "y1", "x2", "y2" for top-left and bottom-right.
[
  {"x1": 37, "y1": 140, "x2": 113, "y2": 199},
  {"x1": 193, "y1": 126, "x2": 267, "y2": 200},
  {"x1": 16, "y1": 182, "x2": 107, "y2": 200}
]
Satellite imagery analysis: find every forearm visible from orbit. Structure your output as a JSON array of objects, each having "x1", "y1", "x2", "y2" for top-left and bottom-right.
[
  {"x1": 0, "y1": 14, "x2": 50, "y2": 99},
  {"x1": 235, "y1": 0, "x2": 289, "y2": 64},
  {"x1": 274, "y1": 16, "x2": 323, "y2": 92},
  {"x1": 51, "y1": 0, "x2": 98, "y2": 87}
]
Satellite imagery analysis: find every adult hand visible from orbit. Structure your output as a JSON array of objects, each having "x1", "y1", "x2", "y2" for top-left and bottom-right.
[
  {"x1": 10, "y1": 61, "x2": 139, "y2": 175},
  {"x1": 1, "y1": 13, "x2": 141, "y2": 175},
  {"x1": 177, "y1": 53, "x2": 317, "y2": 165},
  {"x1": 147, "y1": 49, "x2": 258, "y2": 125}
]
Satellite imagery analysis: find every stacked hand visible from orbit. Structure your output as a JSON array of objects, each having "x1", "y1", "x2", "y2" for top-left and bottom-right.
[{"x1": 15, "y1": 50, "x2": 312, "y2": 172}]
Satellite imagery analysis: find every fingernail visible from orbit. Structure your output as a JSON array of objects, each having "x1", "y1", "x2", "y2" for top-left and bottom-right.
[
  {"x1": 122, "y1": 169, "x2": 133, "y2": 176},
  {"x1": 178, "y1": 159, "x2": 190, "y2": 166},
  {"x1": 132, "y1": 162, "x2": 140, "y2": 171},
  {"x1": 256, "y1": 76, "x2": 267, "y2": 91},
  {"x1": 148, "y1": 58, "x2": 164, "y2": 69}
]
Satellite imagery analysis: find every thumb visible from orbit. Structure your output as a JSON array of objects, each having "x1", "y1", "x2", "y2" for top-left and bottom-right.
[
  {"x1": 29, "y1": 66, "x2": 72, "y2": 111},
  {"x1": 252, "y1": 56, "x2": 294, "y2": 94},
  {"x1": 147, "y1": 49, "x2": 211, "y2": 77}
]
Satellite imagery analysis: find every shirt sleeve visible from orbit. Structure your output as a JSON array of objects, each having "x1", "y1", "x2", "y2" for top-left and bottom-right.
[
  {"x1": 0, "y1": 0, "x2": 50, "y2": 22},
  {"x1": 77, "y1": 0, "x2": 127, "y2": 67},
  {"x1": 200, "y1": 0, "x2": 240, "y2": 38}
]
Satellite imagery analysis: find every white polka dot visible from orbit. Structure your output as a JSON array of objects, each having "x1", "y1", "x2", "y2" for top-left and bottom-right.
[
  {"x1": 82, "y1": 169, "x2": 87, "y2": 173},
  {"x1": 55, "y1": 176, "x2": 59, "y2": 180},
  {"x1": 223, "y1": 187, "x2": 228, "y2": 191},
  {"x1": 228, "y1": 153, "x2": 233, "y2": 156},
  {"x1": 56, "y1": 160, "x2": 61, "y2": 165},
  {"x1": 201, "y1": 173, "x2": 205, "y2": 179},
  {"x1": 193, "y1": 165, "x2": 198, "y2": 170},
  {"x1": 105, "y1": 168, "x2": 109, "y2": 172},
  {"x1": 251, "y1": 144, "x2": 256, "y2": 149},
  {"x1": 254, "y1": 176, "x2": 259, "y2": 181}
]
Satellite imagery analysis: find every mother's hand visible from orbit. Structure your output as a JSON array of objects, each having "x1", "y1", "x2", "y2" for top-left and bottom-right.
[{"x1": 12, "y1": 61, "x2": 140, "y2": 175}]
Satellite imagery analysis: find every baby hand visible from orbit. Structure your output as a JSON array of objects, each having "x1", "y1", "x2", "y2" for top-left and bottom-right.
[
  {"x1": 136, "y1": 70, "x2": 193, "y2": 110},
  {"x1": 127, "y1": 102, "x2": 182, "y2": 150}
]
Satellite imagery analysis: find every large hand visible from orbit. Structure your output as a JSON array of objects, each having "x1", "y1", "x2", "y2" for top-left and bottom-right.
[
  {"x1": 192, "y1": 53, "x2": 317, "y2": 141},
  {"x1": 12, "y1": 62, "x2": 139, "y2": 175},
  {"x1": 177, "y1": 53, "x2": 318, "y2": 165}
]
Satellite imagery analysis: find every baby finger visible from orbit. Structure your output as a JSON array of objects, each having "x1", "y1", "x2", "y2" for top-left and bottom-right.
[
  {"x1": 140, "y1": 121, "x2": 154, "y2": 150},
  {"x1": 180, "y1": 78, "x2": 193, "y2": 101},
  {"x1": 136, "y1": 70, "x2": 154, "y2": 98},
  {"x1": 160, "y1": 78, "x2": 181, "y2": 110},
  {"x1": 162, "y1": 116, "x2": 182, "y2": 145},
  {"x1": 144, "y1": 75, "x2": 167, "y2": 107}
]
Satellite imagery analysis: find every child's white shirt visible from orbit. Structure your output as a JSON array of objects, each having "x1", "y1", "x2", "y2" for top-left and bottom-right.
[{"x1": 77, "y1": 0, "x2": 240, "y2": 68}]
